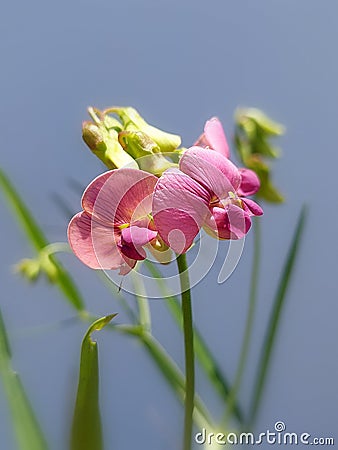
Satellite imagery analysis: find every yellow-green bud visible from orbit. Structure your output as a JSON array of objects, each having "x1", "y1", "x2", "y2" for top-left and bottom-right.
[
  {"x1": 82, "y1": 121, "x2": 137, "y2": 170},
  {"x1": 118, "y1": 131, "x2": 177, "y2": 176},
  {"x1": 106, "y1": 107, "x2": 181, "y2": 153}
]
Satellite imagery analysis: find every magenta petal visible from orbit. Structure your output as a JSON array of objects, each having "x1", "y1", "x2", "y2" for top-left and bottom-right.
[
  {"x1": 242, "y1": 198, "x2": 264, "y2": 216},
  {"x1": 180, "y1": 147, "x2": 241, "y2": 199},
  {"x1": 119, "y1": 226, "x2": 157, "y2": 260},
  {"x1": 153, "y1": 169, "x2": 211, "y2": 253},
  {"x1": 82, "y1": 168, "x2": 157, "y2": 226},
  {"x1": 122, "y1": 226, "x2": 157, "y2": 247},
  {"x1": 119, "y1": 242, "x2": 146, "y2": 260},
  {"x1": 210, "y1": 205, "x2": 251, "y2": 239},
  {"x1": 238, "y1": 168, "x2": 260, "y2": 196},
  {"x1": 67, "y1": 212, "x2": 125, "y2": 270}
]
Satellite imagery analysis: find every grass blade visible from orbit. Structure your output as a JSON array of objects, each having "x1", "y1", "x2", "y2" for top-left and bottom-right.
[
  {"x1": 105, "y1": 323, "x2": 213, "y2": 429},
  {"x1": 144, "y1": 261, "x2": 244, "y2": 424},
  {"x1": 248, "y1": 205, "x2": 308, "y2": 426},
  {"x1": 0, "y1": 168, "x2": 85, "y2": 311},
  {"x1": 0, "y1": 309, "x2": 48, "y2": 450},
  {"x1": 71, "y1": 315, "x2": 116, "y2": 450}
]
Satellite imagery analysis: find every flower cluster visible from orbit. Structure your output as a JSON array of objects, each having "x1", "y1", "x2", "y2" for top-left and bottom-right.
[{"x1": 68, "y1": 116, "x2": 263, "y2": 274}]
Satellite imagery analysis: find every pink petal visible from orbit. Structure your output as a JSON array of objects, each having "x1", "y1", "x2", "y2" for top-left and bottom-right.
[
  {"x1": 194, "y1": 117, "x2": 230, "y2": 158},
  {"x1": 122, "y1": 226, "x2": 157, "y2": 247},
  {"x1": 119, "y1": 258, "x2": 137, "y2": 275},
  {"x1": 242, "y1": 198, "x2": 264, "y2": 216},
  {"x1": 204, "y1": 117, "x2": 230, "y2": 158},
  {"x1": 119, "y1": 226, "x2": 157, "y2": 260},
  {"x1": 67, "y1": 212, "x2": 125, "y2": 270},
  {"x1": 179, "y1": 147, "x2": 241, "y2": 199},
  {"x1": 207, "y1": 205, "x2": 251, "y2": 240},
  {"x1": 82, "y1": 168, "x2": 157, "y2": 226},
  {"x1": 238, "y1": 168, "x2": 260, "y2": 196},
  {"x1": 153, "y1": 169, "x2": 211, "y2": 253}
]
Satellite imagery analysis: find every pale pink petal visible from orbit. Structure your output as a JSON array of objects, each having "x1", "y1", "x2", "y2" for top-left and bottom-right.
[
  {"x1": 179, "y1": 147, "x2": 241, "y2": 199},
  {"x1": 238, "y1": 168, "x2": 260, "y2": 196},
  {"x1": 82, "y1": 168, "x2": 157, "y2": 226},
  {"x1": 119, "y1": 258, "x2": 137, "y2": 275},
  {"x1": 242, "y1": 198, "x2": 264, "y2": 216},
  {"x1": 204, "y1": 117, "x2": 230, "y2": 158},
  {"x1": 68, "y1": 212, "x2": 125, "y2": 270},
  {"x1": 153, "y1": 169, "x2": 211, "y2": 253},
  {"x1": 194, "y1": 117, "x2": 230, "y2": 158}
]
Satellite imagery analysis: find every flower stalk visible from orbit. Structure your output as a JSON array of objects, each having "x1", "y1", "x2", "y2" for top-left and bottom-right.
[{"x1": 176, "y1": 253, "x2": 195, "y2": 450}]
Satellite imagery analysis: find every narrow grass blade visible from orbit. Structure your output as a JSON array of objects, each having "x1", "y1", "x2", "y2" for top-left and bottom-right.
[
  {"x1": 71, "y1": 315, "x2": 116, "y2": 450},
  {"x1": 0, "y1": 309, "x2": 48, "y2": 450},
  {"x1": 111, "y1": 324, "x2": 213, "y2": 429},
  {"x1": 145, "y1": 261, "x2": 244, "y2": 424},
  {"x1": 248, "y1": 205, "x2": 308, "y2": 426},
  {"x1": 0, "y1": 168, "x2": 85, "y2": 311}
]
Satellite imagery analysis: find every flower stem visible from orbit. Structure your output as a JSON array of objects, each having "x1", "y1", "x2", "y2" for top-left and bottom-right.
[
  {"x1": 223, "y1": 217, "x2": 261, "y2": 426},
  {"x1": 176, "y1": 253, "x2": 195, "y2": 450}
]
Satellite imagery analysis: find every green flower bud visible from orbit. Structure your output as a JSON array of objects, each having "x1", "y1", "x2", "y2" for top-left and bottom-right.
[
  {"x1": 15, "y1": 258, "x2": 40, "y2": 282},
  {"x1": 118, "y1": 130, "x2": 177, "y2": 176},
  {"x1": 105, "y1": 107, "x2": 181, "y2": 152},
  {"x1": 82, "y1": 121, "x2": 137, "y2": 170},
  {"x1": 235, "y1": 108, "x2": 285, "y2": 137},
  {"x1": 234, "y1": 107, "x2": 285, "y2": 203}
]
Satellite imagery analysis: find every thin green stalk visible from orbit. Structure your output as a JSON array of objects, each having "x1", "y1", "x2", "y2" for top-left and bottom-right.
[
  {"x1": 145, "y1": 260, "x2": 244, "y2": 424},
  {"x1": 131, "y1": 270, "x2": 151, "y2": 332},
  {"x1": 224, "y1": 217, "x2": 261, "y2": 425},
  {"x1": 248, "y1": 205, "x2": 308, "y2": 427},
  {"x1": 176, "y1": 254, "x2": 195, "y2": 450}
]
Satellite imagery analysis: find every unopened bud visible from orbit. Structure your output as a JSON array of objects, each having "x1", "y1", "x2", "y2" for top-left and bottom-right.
[{"x1": 106, "y1": 107, "x2": 181, "y2": 152}]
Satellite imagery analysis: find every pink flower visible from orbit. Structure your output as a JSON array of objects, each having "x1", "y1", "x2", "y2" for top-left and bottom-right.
[
  {"x1": 152, "y1": 146, "x2": 263, "y2": 254},
  {"x1": 68, "y1": 168, "x2": 159, "y2": 274}
]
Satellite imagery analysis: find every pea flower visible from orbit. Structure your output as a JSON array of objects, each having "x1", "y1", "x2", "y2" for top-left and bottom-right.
[
  {"x1": 152, "y1": 146, "x2": 263, "y2": 254},
  {"x1": 68, "y1": 168, "x2": 161, "y2": 274}
]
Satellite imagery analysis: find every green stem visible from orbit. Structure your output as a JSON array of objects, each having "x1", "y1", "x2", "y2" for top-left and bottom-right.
[
  {"x1": 224, "y1": 217, "x2": 261, "y2": 426},
  {"x1": 176, "y1": 254, "x2": 195, "y2": 450},
  {"x1": 131, "y1": 270, "x2": 151, "y2": 332}
]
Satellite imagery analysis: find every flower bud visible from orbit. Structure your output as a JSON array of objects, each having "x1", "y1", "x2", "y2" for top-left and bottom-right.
[
  {"x1": 234, "y1": 107, "x2": 285, "y2": 203},
  {"x1": 106, "y1": 107, "x2": 181, "y2": 152},
  {"x1": 15, "y1": 258, "x2": 40, "y2": 282},
  {"x1": 82, "y1": 121, "x2": 137, "y2": 170},
  {"x1": 118, "y1": 130, "x2": 177, "y2": 176}
]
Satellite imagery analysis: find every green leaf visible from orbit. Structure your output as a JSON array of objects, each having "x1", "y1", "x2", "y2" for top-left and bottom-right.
[
  {"x1": 0, "y1": 309, "x2": 48, "y2": 450},
  {"x1": 248, "y1": 205, "x2": 308, "y2": 426},
  {"x1": 71, "y1": 315, "x2": 116, "y2": 450},
  {"x1": 0, "y1": 167, "x2": 85, "y2": 311}
]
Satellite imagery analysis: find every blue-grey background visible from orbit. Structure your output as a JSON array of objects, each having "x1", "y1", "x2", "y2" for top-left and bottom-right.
[{"x1": 1, "y1": 0, "x2": 337, "y2": 448}]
